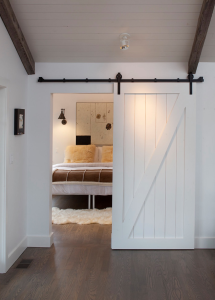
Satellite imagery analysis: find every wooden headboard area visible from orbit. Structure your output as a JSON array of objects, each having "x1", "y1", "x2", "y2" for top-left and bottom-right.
[{"x1": 76, "y1": 102, "x2": 113, "y2": 145}]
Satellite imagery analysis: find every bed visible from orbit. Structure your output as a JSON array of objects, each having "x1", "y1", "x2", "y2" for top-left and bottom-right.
[{"x1": 52, "y1": 146, "x2": 113, "y2": 209}]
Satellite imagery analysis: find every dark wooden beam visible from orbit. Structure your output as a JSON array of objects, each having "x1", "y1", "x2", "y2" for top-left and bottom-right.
[
  {"x1": 0, "y1": 0, "x2": 35, "y2": 75},
  {"x1": 188, "y1": 0, "x2": 215, "y2": 74}
]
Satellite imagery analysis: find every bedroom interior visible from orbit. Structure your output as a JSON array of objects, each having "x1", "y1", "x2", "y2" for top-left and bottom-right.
[
  {"x1": 2, "y1": 0, "x2": 215, "y2": 298},
  {"x1": 52, "y1": 93, "x2": 114, "y2": 225}
]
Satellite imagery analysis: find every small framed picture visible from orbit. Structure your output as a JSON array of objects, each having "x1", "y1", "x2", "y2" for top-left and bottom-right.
[{"x1": 14, "y1": 109, "x2": 25, "y2": 135}]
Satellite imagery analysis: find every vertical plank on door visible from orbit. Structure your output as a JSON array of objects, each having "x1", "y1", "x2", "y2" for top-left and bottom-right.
[
  {"x1": 165, "y1": 129, "x2": 177, "y2": 238},
  {"x1": 176, "y1": 110, "x2": 185, "y2": 238},
  {"x1": 156, "y1": 94, "x2": 167, "y2": 147},
  {"x1": 144, "y1": 180, "x2": 156, "y2": 238},
  {"x1": 145, "y1": 94, "x2": 156, "y2": 171},
  {"x1": 133, "y1": 94, "x2": 145, "y2": 238},
  {"x1": 165, "y1": 94, "x2": 178, "y2": 238},
  {"x1": 124, "y1": 95, "x2": 135, "y2": 221},
  {"x1": 143, "y1": 94, "x2": 156, "y2": 238},
  {"x1": 155, "y1": 162, "x2": 166, "y2": 238},
  {"x1": 154, "y1": 94, "x2": 167, "y2": 238},
  {"x1": 167, "y1": 94, "x2": 178, "y2": 122}
]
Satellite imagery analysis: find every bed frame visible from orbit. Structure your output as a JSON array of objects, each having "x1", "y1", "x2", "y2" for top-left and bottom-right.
[{"x1": 88, "y1": 195, "x2": 95, "y2": 209}]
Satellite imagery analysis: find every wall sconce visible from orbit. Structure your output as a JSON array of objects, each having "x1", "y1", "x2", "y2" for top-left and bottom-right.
[{"x1": 58, "y1": 109, "x2": 67, "y2": 125}]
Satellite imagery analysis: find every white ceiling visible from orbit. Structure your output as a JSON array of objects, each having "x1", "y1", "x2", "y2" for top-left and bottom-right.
[{"x1": 9, "y1": 0, "x2": 215, "y2": 63}]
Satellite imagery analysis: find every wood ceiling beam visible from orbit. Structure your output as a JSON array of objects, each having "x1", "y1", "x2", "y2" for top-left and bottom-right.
[
  {"x1": 0, "y1": 0, "x2": 35, "y2": 75},
  {"x1": 188, "y1": 0, "x2": 215, "y2": 74}
]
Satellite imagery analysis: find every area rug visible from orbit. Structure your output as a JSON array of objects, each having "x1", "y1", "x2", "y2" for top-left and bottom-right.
[{"x1": 52, "y1": 207, "x2": 112, "y2": 225}]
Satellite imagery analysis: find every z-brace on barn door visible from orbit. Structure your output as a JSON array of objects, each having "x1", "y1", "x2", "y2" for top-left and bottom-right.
[{"x1": 112, "y1": 83, "x2": 196, "y2": 249}]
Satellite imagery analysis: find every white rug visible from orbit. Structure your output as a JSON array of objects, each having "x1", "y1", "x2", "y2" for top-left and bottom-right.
[{"x1": 52, "y1": 207, "x2": 112, "y2": 225}]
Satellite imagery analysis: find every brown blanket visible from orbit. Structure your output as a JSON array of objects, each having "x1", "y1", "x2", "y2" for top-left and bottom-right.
[{"x1": 53, "y1": 169, "x2": 112, "y2": 183}]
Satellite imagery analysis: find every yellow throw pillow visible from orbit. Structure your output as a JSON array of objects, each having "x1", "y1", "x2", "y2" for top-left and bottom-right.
[
  {"x1": 101, "y1": 146, "x2": 113, "y2": 163},
  {"x1": 64, "y1": 145, "x2": 96, "y2": 163}
]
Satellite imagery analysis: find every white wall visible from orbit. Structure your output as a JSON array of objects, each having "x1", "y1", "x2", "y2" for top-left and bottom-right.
[
  {"x1": 53, "y1": 94, "x2": 113, "y2": 164},
  {"x1": 0, "y1": 18, "x2": 28, "y2": 272},
  {"x1": 27, "y1": 61, "x2": 215, "y2": 249},
  {"x1": 195, "y1": 63, "x2": 215, "y2": 248}
]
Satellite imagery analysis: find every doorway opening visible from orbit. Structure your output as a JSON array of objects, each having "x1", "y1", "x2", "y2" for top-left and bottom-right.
[
  {"x1": 51, "y1": 93, "x2": 113, "y2": 228},
  {"x1": 0, "y1": 86, "x2": 7, "y2": 273}
]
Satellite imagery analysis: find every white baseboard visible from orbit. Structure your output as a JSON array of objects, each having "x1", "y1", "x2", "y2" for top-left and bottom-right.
[
  {"x1": 2, "y1": 233, "x2": 54, "y2": 273},
  {"x1": 6, "y1": 236, "x2": 27, "y2": 272},
  {"x1": 195, "y1": 237, "x2": 215, "y2": 249},
  {"x1": 27, "y1": 232, "x2": 54, "y2": 247}
]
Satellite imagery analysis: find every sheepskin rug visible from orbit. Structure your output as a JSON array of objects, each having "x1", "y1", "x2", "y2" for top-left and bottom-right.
[{"x1": 52, "y1": 207, "x2": 112, "y2": 225}]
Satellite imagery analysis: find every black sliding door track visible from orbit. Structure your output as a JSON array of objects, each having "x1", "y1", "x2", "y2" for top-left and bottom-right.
[{"x1": 38, "y1": 72, "x2": 204, "y2": 95}]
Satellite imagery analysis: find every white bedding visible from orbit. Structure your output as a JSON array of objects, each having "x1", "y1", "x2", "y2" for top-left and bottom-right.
[
  {"x1": 53, "y1": 162, "x2": 113, "y2": 170},
  {"x1": 52, "y1": 162, "x2": 113, "y2": 196}
]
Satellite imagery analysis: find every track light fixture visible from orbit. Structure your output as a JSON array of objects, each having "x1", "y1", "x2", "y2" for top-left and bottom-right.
[{"x1": 119, "y1": 33, "x2": 130, "y2": 50}]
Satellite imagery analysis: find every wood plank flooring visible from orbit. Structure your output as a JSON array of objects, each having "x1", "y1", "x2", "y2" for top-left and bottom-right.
[{"x1": 1, "y1": 225, "x2": 215, "y2": 299}]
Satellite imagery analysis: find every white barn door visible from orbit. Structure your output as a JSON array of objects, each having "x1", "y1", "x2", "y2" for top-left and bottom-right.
[{"x1": 112, "y1": 83, "x2": 196, "y2": 249}]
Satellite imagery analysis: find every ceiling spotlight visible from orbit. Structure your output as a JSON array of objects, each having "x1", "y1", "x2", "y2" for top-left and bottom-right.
[{"x1": 119, "y1": 33, "x2": 130, "y2": 50}]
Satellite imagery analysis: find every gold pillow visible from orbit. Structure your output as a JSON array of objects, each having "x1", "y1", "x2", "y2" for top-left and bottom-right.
[
  {"x1": 101, "y1": 146, "x2": 113, "y2": 163},
  {"x1": 64, "y1": 145, "x2": 96, "y2": 163}
]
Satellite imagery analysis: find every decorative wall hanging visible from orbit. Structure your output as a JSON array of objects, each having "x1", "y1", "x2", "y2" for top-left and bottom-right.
[
  {"x1": 38, "y1": 72, "x2": 204, "y2": 95},
  {"x1": 14, "y1": 109, "x2": 25, "y2": 135},
  {"x1": 106, "y1": 123, "x2": 111, "y2": 130},
  {"x1": 76, "y1": 102, "x2": 113, "y2": 145}
]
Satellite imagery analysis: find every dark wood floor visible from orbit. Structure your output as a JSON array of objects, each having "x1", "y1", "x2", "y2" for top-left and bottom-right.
[{"x1": 1, "y1": 199, "x2": 215, "y2": 299}]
